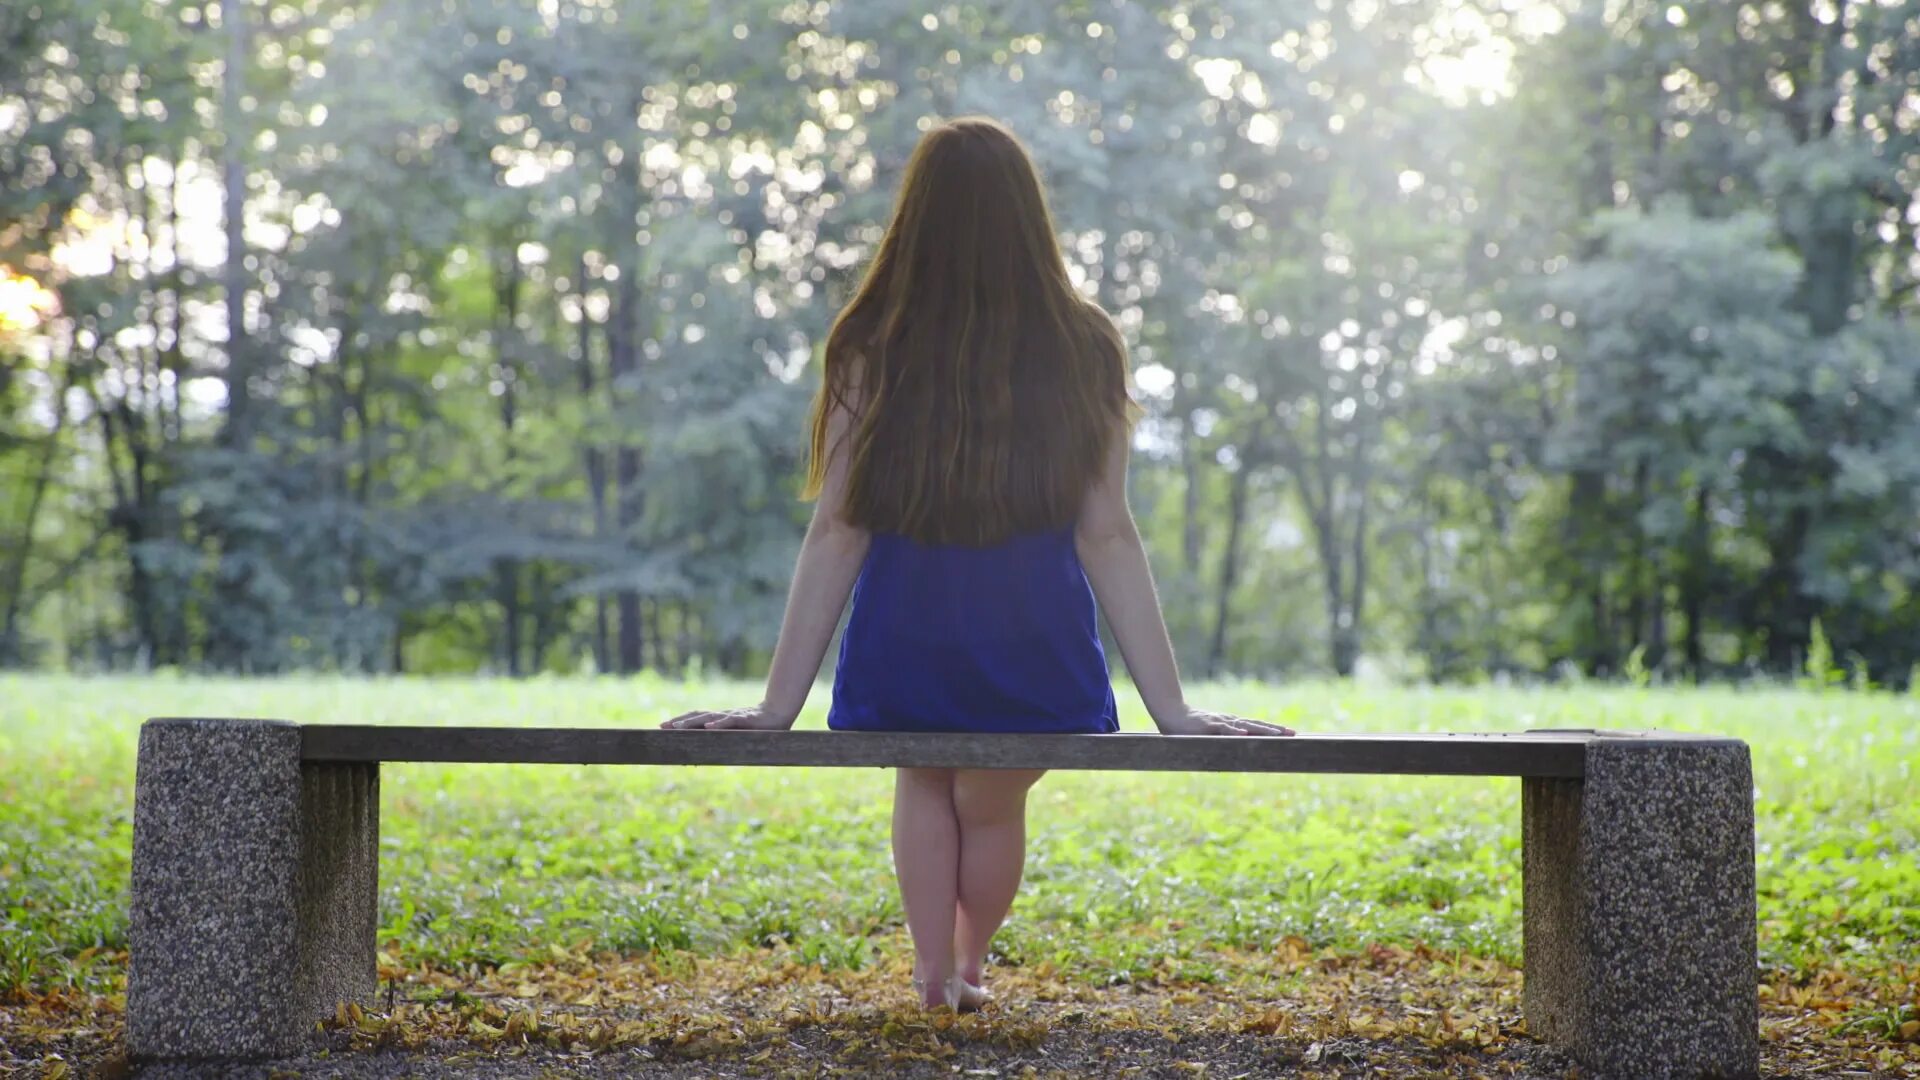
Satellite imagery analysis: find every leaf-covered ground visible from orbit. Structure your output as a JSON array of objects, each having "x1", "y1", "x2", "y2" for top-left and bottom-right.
[
  {"x1": 3, "y1": 675, "x2": 1918, "y2": 1076},
  {"x1": 7, "y1": 943, "x2": 1918, "y2": 1076}
]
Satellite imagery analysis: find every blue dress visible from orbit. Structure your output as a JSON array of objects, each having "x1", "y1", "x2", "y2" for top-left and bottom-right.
[{"x1": 828, "y1": 527, "x2": 1120, "y2": 734}]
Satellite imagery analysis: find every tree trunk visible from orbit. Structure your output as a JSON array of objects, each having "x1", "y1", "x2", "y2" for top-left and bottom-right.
[
  {"x1": 207, "y1": 3, "x2": 257, "y2": 671},
  {"x1": 646, "y1": 598, "x2": 666, "y2": 672},
  {"x1": 612, "y1": 460, "x2": 644, "y2": 673},
  {"x1": 496, "y1": 562, "x2": 522, "y2": 677},
  {"x1": 529, "y1": 562, "x2": 552, "y2": 672},
  {"x1": 719, "y1": 636, "x2": 746, "y2": 677},
  {"x1": 609, "y1": 127, "x2": 646, "y2": 675},
  {"x1": 162, "y1": 150, "x2": 187, "y2": 445},
  {"x1": 0, "y1": 369, "x2": 70, "y2": 663},
  {"x1": 1181, "y1": 408, "x2": 1203, "y2": 576},
  {"x1": 1344, "y1": 461, "x2": 1371, "y2": 677},
  {"x1": 1312, "y1": 503, "x2": 1346, "y2": 677},
  {"x1": 1568, "y1": 25, "x2": 1619, "y2": 678},
  {"x1": 349, "y1": 294, "x2": 380, "y2": 673},
  {"x1": 97, "y1": 398, "x2": 169, "y2": 666},
  {"x1": 593, "y1": 596, "x2": 611, "y2": 673},
  {"x1": 1570, "y1": 469, "x2": 1614, "y2": 675},
  {"x1": 220, "y1": 0, "x2": 251, "y2": 446},
  {"x1": 1272, "y1": 394, "x2": 1369, "y2": 679},
  {"x1": 1762, "y1": 506, "x2": 1812, "y2": 670},
  {"x1": 1647, "y1": 581, "x2": 1668, "y2": 671},
  {"x1": 613, "y1": 389, "x2": 643, "y2": 673},
  {"x1": 325, "y1": 308, "x2": 358, "y2": 671},
  {"x1": 1624, "y1": 460, "x2": 1651, "y2": 659},
  {"x1": 493, "y1": 243, "x2": 524, "y2": 677},
  {"x1": 1680, "y1": 487, "x2": 1709, "y2": 679},
  {"x1": 1415, "y1": 485, "x2": 1441, "y2": 674},
  {"x1": 575, "y1": 255, "x2": 612, "y2": 675},
  {"x1": 1205, "y1": 461, "x2": 1251, "y2": 678},
  {"x1": 1315, "y1": 488, "x2": 1369, "y2": 679}
]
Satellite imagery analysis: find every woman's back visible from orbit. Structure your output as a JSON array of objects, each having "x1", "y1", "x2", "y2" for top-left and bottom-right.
[{"x1": 800, "y1": 119, "x2": 1130, "y2": 735}]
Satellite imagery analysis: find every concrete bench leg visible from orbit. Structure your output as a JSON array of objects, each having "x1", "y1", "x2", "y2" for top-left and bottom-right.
[
  {"x1": 1522, "y1": 735, "x2": 1758, "y2": 1080},
  {"x1": 129, "y1": 718, "x2": 378, "y2": 1060}
]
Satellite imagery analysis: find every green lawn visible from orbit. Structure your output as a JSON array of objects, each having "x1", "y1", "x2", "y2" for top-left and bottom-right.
[{"x1": 3, "y1": 675, "x2": 1916, "y2": 1000}]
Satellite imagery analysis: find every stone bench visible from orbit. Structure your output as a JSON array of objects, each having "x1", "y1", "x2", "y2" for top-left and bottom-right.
[{"x1": 128, "y1": 720, "x2": 1758, "y2": 1079}]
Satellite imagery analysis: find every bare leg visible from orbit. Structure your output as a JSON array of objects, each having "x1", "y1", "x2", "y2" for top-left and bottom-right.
[
  {"x1": 952, "y1": 768, "x2": 1045, "y2": 991},
  {"x1": 891, "y1": 767, "x2": 959, "y2": 1007}
]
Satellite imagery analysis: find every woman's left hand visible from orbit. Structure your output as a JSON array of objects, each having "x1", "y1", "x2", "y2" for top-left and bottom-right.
[{"x1": 660, "y1": 704, "x2": 796, "y2": 730}]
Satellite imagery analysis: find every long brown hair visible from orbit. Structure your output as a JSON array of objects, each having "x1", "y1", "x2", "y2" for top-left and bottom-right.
[{"x1": 802, "y1": 116, "x2": 1135, "y2": 546}]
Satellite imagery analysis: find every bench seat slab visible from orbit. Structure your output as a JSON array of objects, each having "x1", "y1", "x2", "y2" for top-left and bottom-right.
[
  {"x1": 1523, "y1": 737, "x2": 1758, "y2": 1080},
  {"x1": 129, "y1": 718, "x2": 378, "y2": 1060}
]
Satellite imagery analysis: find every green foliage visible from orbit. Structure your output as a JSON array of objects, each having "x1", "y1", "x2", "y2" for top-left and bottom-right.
[
  {"x1": 2, "y1": 0, "x2": 1918, "y2": 683},
  {"x1": 3, "y1": 675, "x2": 1917, "y2": 1003},
  {"x1": 1848, "y1": 654, "x2": 1875, "y2": 694},
  {"x1": 1803, "y1": 618, "x2": 1842, "y2": 692},
  {"x1": 1622, "y1": 644, "x2": 1651, "y2": 689}
]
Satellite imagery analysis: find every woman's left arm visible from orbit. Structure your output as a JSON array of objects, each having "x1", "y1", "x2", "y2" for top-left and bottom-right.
[{"x1": 662, "y1": 396, "x2": 869, "y2": 730}]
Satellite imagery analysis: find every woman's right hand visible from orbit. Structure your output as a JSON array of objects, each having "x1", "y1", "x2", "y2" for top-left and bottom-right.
[{"x1": 1155, "y1": 707, "x2": 1295, "y2": 736}]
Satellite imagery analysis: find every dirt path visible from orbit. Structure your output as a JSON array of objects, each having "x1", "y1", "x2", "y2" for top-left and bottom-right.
[{"x1": 5, "y1": 944, "x2": 1914, "y2": 1077}]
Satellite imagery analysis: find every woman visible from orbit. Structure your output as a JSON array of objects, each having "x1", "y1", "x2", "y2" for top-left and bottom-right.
[{"x1": 663, "y1": 116, "x2": 1293, "y2": 1010}]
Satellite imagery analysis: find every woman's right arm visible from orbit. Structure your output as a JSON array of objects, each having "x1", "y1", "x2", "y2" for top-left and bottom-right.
[{"x1": 1074, "y1": 424, "x2": 1294, "y2": 737}]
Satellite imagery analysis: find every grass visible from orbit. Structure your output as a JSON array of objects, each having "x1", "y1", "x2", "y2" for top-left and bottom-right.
[{"x1": 2, "y1": 674, "x2": 1917, "y2": 1003}]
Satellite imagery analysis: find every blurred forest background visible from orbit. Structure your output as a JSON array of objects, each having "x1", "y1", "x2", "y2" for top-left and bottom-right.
[{"x1": 1, "y1": 0, "x2": 1916, "y2": 684}]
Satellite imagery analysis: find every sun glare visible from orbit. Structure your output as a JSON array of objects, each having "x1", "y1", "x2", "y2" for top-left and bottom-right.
[
  {"x1": 1415, "y1": 1, "x2": 1564, "y2": 106},
  {"x1": 1421, "y1": 38, "x2": 1516, "y2": 104},
  {"x1": 0, "y1": 266, "x2": 58, "y2": 335}
]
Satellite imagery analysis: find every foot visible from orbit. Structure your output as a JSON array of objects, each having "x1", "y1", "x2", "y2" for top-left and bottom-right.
[
  {"x1": 910, "y1": 971, "x2": 957, "y2": 1009},
  {"x1": 953, "y1": 977, "x2": 990, "y2": 1013},
  {"x1": 955, "y1": 955, "x2": 991, "y2": 1011},
  {"x1": 910, "y1": 971, "x2": 990, "y2": 1010}
]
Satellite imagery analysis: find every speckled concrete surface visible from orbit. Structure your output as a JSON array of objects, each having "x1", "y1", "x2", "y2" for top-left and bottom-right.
[
  {"x1": 129, "y1": 719, "x2": 379, "y2": 1061},
  {"x1": 121, "y1": 1028, "x2": 1583, "y2": 1079},
  {"x1": 295, "y1": 761, "x2": 381, "y2": 1028},
  {"x1": 1523, "y1": 733, "x2": 1758, "y2": 1080},
  {"x1": 130, "y1": 718, "x2": 308, "y2": 1059}
]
